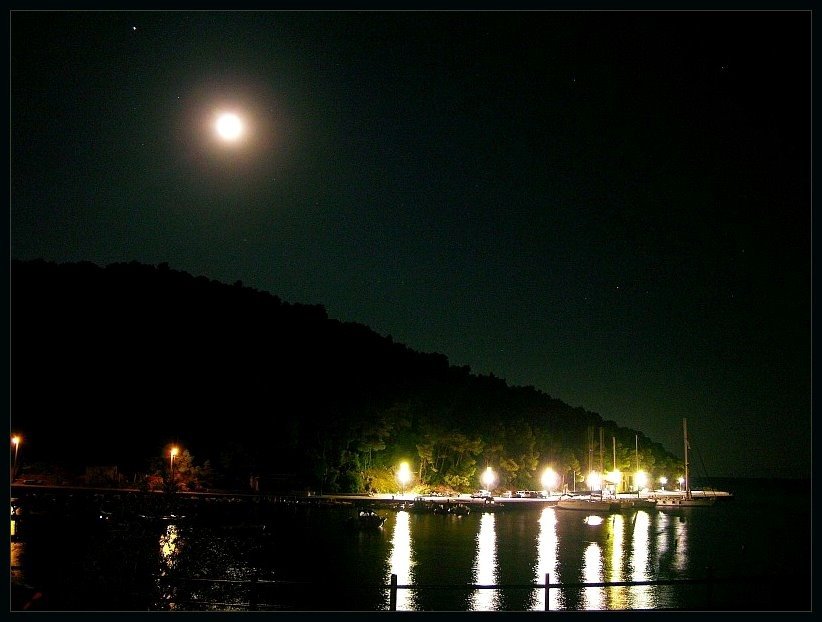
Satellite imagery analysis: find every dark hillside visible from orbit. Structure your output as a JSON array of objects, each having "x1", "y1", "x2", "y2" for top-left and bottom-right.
[{"x1": 10, "y1": 259, "x2": 676, "y2": 492}]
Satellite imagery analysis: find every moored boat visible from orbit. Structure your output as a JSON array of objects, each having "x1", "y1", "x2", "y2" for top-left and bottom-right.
[
  {"x1": 616, "y1": 498, "x2": 658, "y2": 511},
  {"x1": 407, "y1": 497, "x2": 433, "y2": 513},
  {"x1": 656, "y1": 418, "x2": 719, "y2": 509},
  {"x1": 656, "y1": 495, "x2": 715, "y2": 508},
  {"x1": 353, "y1": 510, "x2": 386, "y2": 528},
  {"x1": 450, "y1": 503, "x2": 470, "y2": 516},
  {"x1": 556, "y1": 496, "x2": 619, "y2": 512}
]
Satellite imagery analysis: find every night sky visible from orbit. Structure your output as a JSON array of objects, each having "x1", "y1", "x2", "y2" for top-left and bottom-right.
[{"x1": 10, "y1": 10, "x2": 811, "y2": 478}]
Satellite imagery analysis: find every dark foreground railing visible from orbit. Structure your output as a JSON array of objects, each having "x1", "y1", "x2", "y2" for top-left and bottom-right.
[
  {"x1": 158, "y1": 570, "x2": 803, "y2": 611},
  {"x1": 389, "y1": 573, "x2": 717, "y2": 611}
]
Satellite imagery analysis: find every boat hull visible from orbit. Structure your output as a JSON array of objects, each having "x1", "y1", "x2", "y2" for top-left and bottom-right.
[
  {"x1": 656, "y1": 496, "x2": 716, "y2": 508},
  {"x1": 617, "y1": 498, "x2": 658, "y2": 510},
  {"x1": 556, "y1": 499, "x2": 618, "y2": 512}
]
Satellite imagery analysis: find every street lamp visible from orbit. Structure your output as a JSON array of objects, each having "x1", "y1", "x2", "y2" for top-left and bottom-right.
[
  {"x1": 677, "y1": 476, "x2": 685, "y2": 492},
  {"x1": 11, "y1": 435, "x2": 21, "y2": 482},
  {"x1": 169, "y1": 446, "x2": 179, "y2": 487},
  {"x1": 587, "y1": 470, "x2": 602, "y2": 492},
  {"x1": 482, "y1": 466, "x2": 496, "y2": 492},
  {"x1": 397, "y1": 461, "x2": 411, "y2": 497},
  {"x1": 541, "y1": 467, "x2": 559, "y2": 496},
  {"x1": 659, "y1": 476, "x2": 667, "y2": 491},
  {"x1": 634, "y1": 470, "x2": 648, "y2": 495},
  {"x1": 605, "y1": 470, "x2": 622, "y2": 497}
]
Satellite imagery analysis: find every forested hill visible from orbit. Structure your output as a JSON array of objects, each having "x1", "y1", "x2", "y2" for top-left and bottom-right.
[{"x1": 10, "y1": 259, "x2": 678, "y2": 492}]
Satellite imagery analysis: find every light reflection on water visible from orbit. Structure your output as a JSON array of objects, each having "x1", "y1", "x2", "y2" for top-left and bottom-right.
[
  {"x1": 445, "y1": 507, "x2": 670, "y2": 612},
  {"x1": 469, "y1": 513, "x2": 498, "y2": 611},
  {"x1": 582, "y1": 540, "x2": 605, "y2": 610},
  {"x1": 608, "y1": 513, "x2": 626, "y2": 609},
  {"x1": 531, "y1": 507, "x2": 560, "y2": 610},
  {"x1": 11, "y1": 486, "x2": 811, "y2": 611},
  {"x1": 158, "y1": 523, "x2": 182, "y2": 610},
  {"x1": 673, "y1": 515, "x2": 688, "y2": 572},
  {"x1": 160, "y1": 523, "x2": 181, "y2": 568},
  {"x1": 388, "y1": 510, "x2": 414, "y2": 611},
  {"x1": 630, "y1": 510, "x2": 653, "y2": 608},
  {"x1": 10, "y1": 539, "x2": 25, "y2": 584},
  {"x1": 8, "y1": 507, "x2": 690, "y2": 612}
]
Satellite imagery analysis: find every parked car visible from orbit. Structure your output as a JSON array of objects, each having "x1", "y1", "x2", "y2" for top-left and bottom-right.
[{"x1": 470, "y1": 489, "x2": 492, "y2": 499}]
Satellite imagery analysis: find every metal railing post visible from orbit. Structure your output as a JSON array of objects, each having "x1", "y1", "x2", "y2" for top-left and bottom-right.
[
  {"x1": 389, "y1": 574, "x2": 398, "y2": 611},
  {"x1": 545, "y1": 573, "x2": 550, "y2": 611}
]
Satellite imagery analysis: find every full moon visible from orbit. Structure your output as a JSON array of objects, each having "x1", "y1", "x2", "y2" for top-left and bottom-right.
[{"x1": 215, "y1": 112, "x2": 244, "y2": 141}]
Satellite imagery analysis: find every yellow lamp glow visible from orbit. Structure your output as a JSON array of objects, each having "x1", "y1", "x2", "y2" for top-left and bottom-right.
[
  {"x1": 541, "y1": 467, "x2": 559, "y2": 492},
  {"x1": 634, "y1": 470, "x2": 648, "y2": 490},
  {"x1": 11, "y1": 435, "x2": 21, "y2": 482},
  {"x1": 605, "y1": 470, "x2": 622, "y2": 484},
  {"x1": 169, "y1": 446, "x2": 180, "y2": 485},
  {"x1": 482, "y1": 466, "x2": 496, "y2": 490},
  {"x1": 397, "y1": 461, "x2": 412, "y2": 495}
]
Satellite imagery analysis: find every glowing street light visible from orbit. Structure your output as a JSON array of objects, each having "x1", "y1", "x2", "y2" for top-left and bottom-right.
[
  {"x1": 397, "y1": 461, "x2": 412, "y2": 497},
  {"x1": 482, "y1": 466, "x2": 496, "y2": 492},
  {"x1": 169, "y1": 446, "x2": 179, "y2": 486},
  {"x1": 659, "y1": 476, "x2": 668, "y2": 491},
  {"x1": 677, "y1": 476, "x2": 685, "y2": 491},
  {"x1": 11, "y1": 435, "x2": 21, "y2": 482},
  {"x1": 605, "y1": 470, "x2": 622, "y2": 495},
  {"x1": 541, "y1": 467, "x2": 559, "y2": 495},
  {"x1": 587, "y1": 470, "x2": 602, "y2": 492},
  {"x1": 634, "y1": 470, "x2": 648, "y2": 492}
]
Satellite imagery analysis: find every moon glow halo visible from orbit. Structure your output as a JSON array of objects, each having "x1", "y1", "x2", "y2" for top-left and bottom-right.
[{"x1": 215, "y1": 112, "x2": 244, "y2": 141}]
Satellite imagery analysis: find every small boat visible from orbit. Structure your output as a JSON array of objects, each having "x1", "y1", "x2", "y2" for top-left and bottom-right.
[
  {"x1": 450, "y1": 503, "x2": 470, "y2": 516},
  {"x1": 356, "y1": 510, "x2": 387, "y2": 528},
  {"x1": 656, "y1": 495, "x2": 715, "y2": 508},
  {"x1": 556, "y1": 496, "x2": 618, "y2": 512},
  {"x1": 407, "y1": 498, "x2": 432, "y2": 513},
  {"x1": 478, "y1": 500, "x2": 507, "y2": 513},
  {"x1": 656, "y1": 418, "x2": 718, "y2": 509}
]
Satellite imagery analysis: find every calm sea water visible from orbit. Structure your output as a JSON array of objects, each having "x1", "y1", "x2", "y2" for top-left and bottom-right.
[{"x1": 10, "y1": 478, "x2": 811, "y2": 611}]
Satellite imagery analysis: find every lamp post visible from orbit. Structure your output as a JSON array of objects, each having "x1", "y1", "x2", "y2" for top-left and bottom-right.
[
  {"x1": 397, "y1": 462, "x2": 411, "y2": 497},
  {"x1": 659, "y1": 476, "x2": 667, "y2": 491},
  {"x1": 482, "y1": 466, "x2": 495, "y2": 493},
  {"x1": 587, "y1": 470, "x2": 602, "y2": 493},
  {"x1": 606, "y1": 470, "x2": 622, "y2": 497},
  {"x1": 541, "y1": 467, "x2": 558, "y2": 496},
  {"x1": 634, "y1": 470, "x2": 648, "y2": 497},
  {"x1": 11, "y1": 435, "x2": 21, "y2": 482},
  {"x1": 677, "y1": 477, "x2": 684, "y2": 492},
  {"x1": 169, "y1": 446, "x2": 179, "y2": 488}
]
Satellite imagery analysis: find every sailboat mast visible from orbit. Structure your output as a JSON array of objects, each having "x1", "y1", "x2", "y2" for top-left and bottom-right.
[
  {"x1": 599, "y1": 427, "x2": 604, "y2": 473},
  {"x1": 588, "y1": 426, "x2": 593, "y2": 474},
  {"x1": 683, "y1": 418, "x2": 690, "y2": 499},
  {"x1": 635, "y1": 435, "x2": 639, "y2": 472}
]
